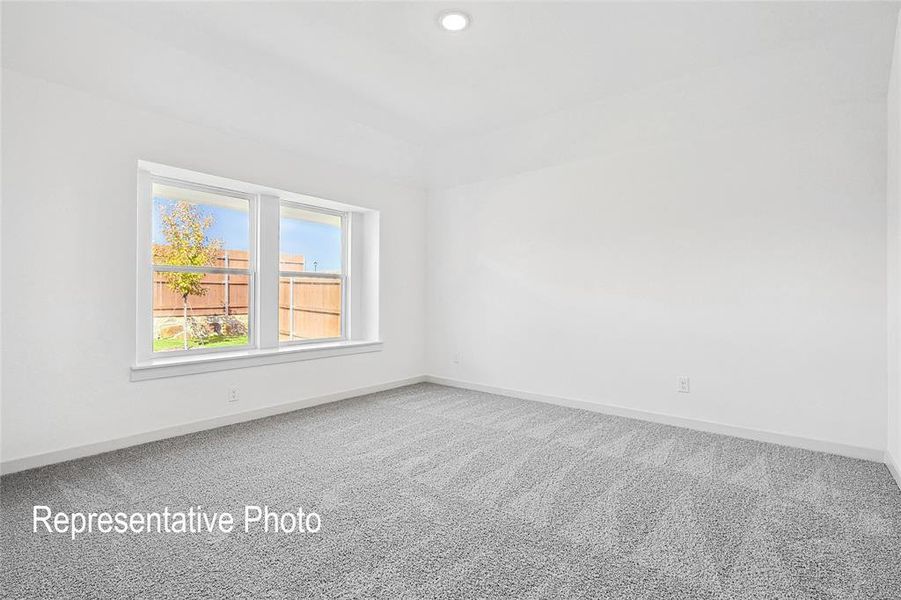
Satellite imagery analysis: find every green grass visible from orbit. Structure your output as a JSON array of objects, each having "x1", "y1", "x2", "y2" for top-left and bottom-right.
[{"x1": 153, "y1": 334, "x2": 248, "y2": 352}]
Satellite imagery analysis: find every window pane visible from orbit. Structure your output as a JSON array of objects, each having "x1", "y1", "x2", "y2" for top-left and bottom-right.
[
  {"x1": 153, "y1": 271, "x2": 250, "y2": 352},
  {"x1": 279, "y1": 275, "x2": 342, "y2": 341},
  {"x1": 279, "y1": 205, "x2": 342, "y2": 274},
  {"x1": 153, "y1": 182, "x2": 250, "y2": 268}
]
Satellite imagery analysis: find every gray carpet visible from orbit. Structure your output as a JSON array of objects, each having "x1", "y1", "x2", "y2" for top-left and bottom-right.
[{"x1": 2, "y1": 383, "x2": 900, "y2": 599}]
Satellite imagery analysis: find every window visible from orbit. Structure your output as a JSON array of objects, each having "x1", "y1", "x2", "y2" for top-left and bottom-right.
[
  {"x1": 134, "y1": 162, "x2": 380, "y2": 378},
  {"x1": 279, "y1": 203, "x2": 346, "y2": 343},
  {"x1": 151, "y1": 181, "x2": 254, "y2": 354}
]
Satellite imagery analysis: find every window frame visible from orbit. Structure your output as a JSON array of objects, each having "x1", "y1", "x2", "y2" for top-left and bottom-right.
[
  {"x1": 148, "y1": 176, "x2": 257, "y2": 359},
  {"x1": 277, "y1": 200, "x2": 350, "y2": 347},
  {"x1": 136, "y1": 165, "x2": 370, "y2": 373},
  {"x1": 145, "y1": 175, "x2": 258, "y2": 360}
]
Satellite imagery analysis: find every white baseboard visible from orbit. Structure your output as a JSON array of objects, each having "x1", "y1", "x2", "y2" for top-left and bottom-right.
[
  {"x1": 886, "y1": 451, "x2": 901, "y2": 492},
  {"x1": 0, "y1": 376, "x2": 425, "y2": 476},
  {"x1": 4, "y1": 374, "x2": 891, "y2": 477},
  {"x1": 425, "y1": 375, "x2": 884, "y2": 463}
]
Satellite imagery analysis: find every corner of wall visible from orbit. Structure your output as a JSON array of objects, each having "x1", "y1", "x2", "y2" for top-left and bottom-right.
[{"x1": 887, "y1": 9, "x2": 901, "y2": 476}]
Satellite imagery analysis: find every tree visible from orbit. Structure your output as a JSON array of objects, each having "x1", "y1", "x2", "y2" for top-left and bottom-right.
[{"x1": 154, "y1": 201, "x2": 222, "y2": 350}]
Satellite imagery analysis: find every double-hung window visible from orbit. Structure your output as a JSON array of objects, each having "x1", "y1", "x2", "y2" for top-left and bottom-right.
[
  {"x1": 150, "y1": 179, "x2": 255, "y2": 355},
  {"x1": 279, "y1": 203, "x2": 347, "y2": 344},
  {"x1": 134, "y1": 162, "x2": 379, "y2": 379}
]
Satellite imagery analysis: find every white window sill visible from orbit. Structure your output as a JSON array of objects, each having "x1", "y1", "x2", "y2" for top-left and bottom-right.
[{"x1": 131, "y1": 340, "x2": 382, "y2": 381}]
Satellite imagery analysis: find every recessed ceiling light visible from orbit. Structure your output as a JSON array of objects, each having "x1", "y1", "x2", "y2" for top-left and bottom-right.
[{"x1": 439, "y1": 11, "x2": 470, "y2": 32}]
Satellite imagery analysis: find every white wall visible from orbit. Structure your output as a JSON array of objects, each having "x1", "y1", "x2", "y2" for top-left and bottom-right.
[
  {"x1": 0, "y1": 7, "x2": 4, "y2": 465},
  {"x1": 0, "y1": 69, "x2": 427, "y2": 464},
  {"x1": 888, "y1": 13, "x2": 901, "y2": 470},
  {"x1": 427, "y1": 96, "x2": 888, "y2": 453},
  {"x1": 2, "y1": 3, "x2": 896, "y2": 469}
]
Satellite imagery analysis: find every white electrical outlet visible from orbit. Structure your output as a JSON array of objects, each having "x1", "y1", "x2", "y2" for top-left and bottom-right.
[
  {"x1": 452, "y1": 352, "x2": 462, "y2": 365},
  {"x1": 677, "y1": 376, "x2": 690, "y2": 393},
  {"x1": 228, "y1": 387, "x2": 240, "y2": 403}
]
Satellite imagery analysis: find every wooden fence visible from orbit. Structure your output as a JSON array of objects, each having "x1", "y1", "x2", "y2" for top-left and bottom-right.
[
  {"x1": 278, "y1": 276, "x2": 342, "y2": 340},
  {"x1": 153, "y1": 248, "x2": 341, "y2": 339},
  {"x1": 152, "y1": 272, "x2": 250, "y2": 317}
]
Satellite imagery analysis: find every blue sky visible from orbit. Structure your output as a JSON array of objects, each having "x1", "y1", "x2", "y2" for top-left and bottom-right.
[{"x1": 153, "y1": 197, "x2": 342, "y2": 272}]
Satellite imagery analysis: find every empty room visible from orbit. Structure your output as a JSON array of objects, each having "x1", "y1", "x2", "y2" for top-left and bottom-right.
[{"x1": 2, "y1": 1, "x2": 901, "y2": 598}]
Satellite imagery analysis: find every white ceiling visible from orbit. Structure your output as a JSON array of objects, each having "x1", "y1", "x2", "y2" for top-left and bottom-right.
[
  {"x1": 81, "y1": 1, "x2": 901, "y2": 143},
  {"x1": 3, "y1": 1, "x2": 900, "y2": 185}
]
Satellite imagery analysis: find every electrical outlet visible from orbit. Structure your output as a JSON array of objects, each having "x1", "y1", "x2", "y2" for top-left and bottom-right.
[
  {"x1": 228, "y1": 387, "x2": 240, "y2": 403},
  {"x1": 677, "y1": 376, "x2": 690, "y2": 394},
  {"x1": 452, "y1": 352, "x2": 462, "y2": 365}
]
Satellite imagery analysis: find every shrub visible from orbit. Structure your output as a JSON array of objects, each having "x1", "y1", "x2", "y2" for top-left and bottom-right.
[
  {"x1": 221, "y1": 315, "x2": 248, "y2": 337},
  {"x1": 188, "y1": 317, "x2": 213, "y2": 343}
]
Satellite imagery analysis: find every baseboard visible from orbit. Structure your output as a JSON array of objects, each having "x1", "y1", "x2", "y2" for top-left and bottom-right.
[
  {"x1": 425, "y1": 375, "x2": 884, "y2": 463},
  {"x1": 0, "y1": 375, "x2": 426, "y2": 476},
  {"x1": 4, "y1": 374, "x2": 889, "y2": 476},
  {"x1": 886, "y1": 451, "x2": 901, "y2": 492}
]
